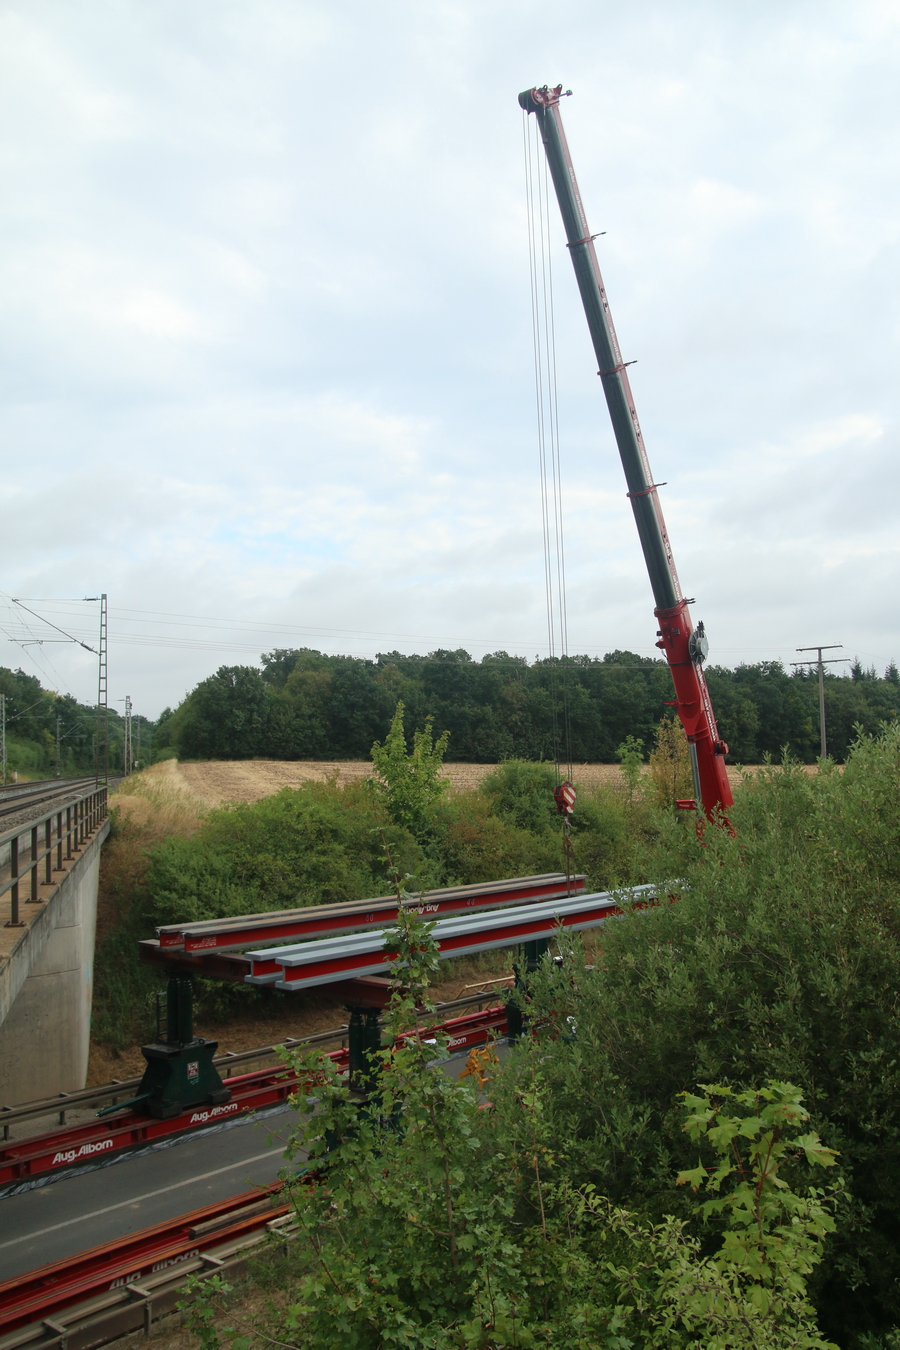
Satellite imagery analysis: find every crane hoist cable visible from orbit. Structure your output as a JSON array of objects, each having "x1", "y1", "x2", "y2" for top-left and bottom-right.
[
  {"x1": 523, "y1": 109, "x2": 573, "y2": 781},
  {"x1": 524, "y1": 110, "x2": 577, "y2": 889}
]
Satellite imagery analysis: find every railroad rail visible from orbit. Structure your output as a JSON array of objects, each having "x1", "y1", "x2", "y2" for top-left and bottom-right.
[
  {"x1": 242, "y1": 884, "x2": 655, "y2": 990},
  {"x1": 0, "y1": 1001, "x2": 507, "y2": 1189},
  {"x1": 0, "y1": 992, "x2": 499, "y2": 1135},
  {"x1": 0, "y1": 1003, "x2": 508, "y2": 1347},
  {"x1": 0, "y1": 778, "x2": 102, "y2": 823},
  {"x1": 138, "y1": 880, "x2": 645, "y2": 988}
]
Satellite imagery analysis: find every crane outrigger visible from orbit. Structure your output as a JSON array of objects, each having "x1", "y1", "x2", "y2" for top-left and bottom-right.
[{"x1": 519, "y1": 84, "x2": 733, "y2": 821}]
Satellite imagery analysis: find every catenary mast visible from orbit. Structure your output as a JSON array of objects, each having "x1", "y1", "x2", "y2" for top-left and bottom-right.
[{"x1": 519, "y1": 84, "x2": 732, "y2": 819}]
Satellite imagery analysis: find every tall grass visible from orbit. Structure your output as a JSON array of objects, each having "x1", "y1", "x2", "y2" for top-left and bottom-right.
[{"x1": 93, "y1": 765, "x2": 208, "y2": 1051}]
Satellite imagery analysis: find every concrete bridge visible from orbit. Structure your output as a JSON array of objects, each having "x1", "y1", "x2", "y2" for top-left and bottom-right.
[{"x1": 0, "y1": 782, "x2": 109, "y2": 1105}]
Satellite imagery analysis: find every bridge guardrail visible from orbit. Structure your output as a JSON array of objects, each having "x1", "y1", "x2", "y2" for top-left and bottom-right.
[{"x1": 1, "y1": 782, "x2": 109, "y2": 928}]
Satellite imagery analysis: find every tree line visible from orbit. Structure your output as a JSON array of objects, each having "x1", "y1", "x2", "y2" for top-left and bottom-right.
[
  {"x1": 154, "y1": 646, "x2": 900, "y2": 764},
  {"x1": 0, "y1": 665, "x2": 142, "y2": 778}
]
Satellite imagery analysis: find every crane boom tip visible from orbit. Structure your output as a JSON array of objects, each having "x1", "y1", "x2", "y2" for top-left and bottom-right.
[{"x1": 518, "y1": 85, "x2": 569, "y2": 111}]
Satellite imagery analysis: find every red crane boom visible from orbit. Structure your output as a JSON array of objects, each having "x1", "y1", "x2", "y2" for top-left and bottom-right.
[{"x1": 519, "y1": 84, "x2": 732, "y2": 820}]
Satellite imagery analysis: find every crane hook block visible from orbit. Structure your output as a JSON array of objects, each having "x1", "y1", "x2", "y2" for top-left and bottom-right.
[{"x1": 554, "y1": 780, "x2": 577, "y2": 815}]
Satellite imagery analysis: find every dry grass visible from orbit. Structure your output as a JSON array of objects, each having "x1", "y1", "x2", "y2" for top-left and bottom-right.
[
  {"x1": 96, "y1": 763, "x2": 208, "y2": 948},
  {"x1": 150, "y1": 759, "x2": 802, "y2": 811},
  {"x1": 159, "y1": 759, "x2": 635, "y2": 809}
]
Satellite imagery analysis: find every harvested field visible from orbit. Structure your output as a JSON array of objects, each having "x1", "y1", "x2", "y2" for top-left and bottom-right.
[{"x1": 159, "y1": 758, "x2": 765, "y2": 808}]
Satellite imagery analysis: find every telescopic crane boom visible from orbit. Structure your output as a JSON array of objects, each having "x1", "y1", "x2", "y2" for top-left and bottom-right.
[{"x1": 519, "y1": 84, "x2": 732, "y2": 820}]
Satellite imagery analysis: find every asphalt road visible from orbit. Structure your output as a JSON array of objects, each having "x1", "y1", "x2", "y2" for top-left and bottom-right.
[
  {"x1": 0, "y1": 1107, "x2": 294, "y2": 1281},
  {"x1": 0, "y1": 1044, "x2": 494, "y2": 1281}
]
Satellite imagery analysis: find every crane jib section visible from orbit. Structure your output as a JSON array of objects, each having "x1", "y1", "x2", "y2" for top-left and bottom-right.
[{"x1": 518, "y1": 84, "x2": 733, "y2": 819}]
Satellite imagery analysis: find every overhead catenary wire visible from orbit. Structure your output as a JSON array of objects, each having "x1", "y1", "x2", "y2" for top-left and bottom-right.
[
  {"x1": 0, "y1": 599, "x2": 875, "y2": 675},
  {"x1": 10, "y1": 600, "x2": 97, "y2": 653},
  {"x1": 0, "y1": 600, "x2": 74, "y2": 698},
  {"x1": 0, "y1": 595, "x2": 106, "y2": 725}
]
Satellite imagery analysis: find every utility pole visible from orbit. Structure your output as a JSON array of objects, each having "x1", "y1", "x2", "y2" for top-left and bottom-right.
[
  {"x1": 791, "y1": 644, "x2": 848, "y2": 758},
  {"x1": 56, "y1": 715, "x2": 61, "y2": 777},
  {"x1": 123, "y1": 695, "x2": 132, "y2": 776},
  {"x1": 96, "y1": 593, "x2": 108, "y2": 785},
  {"x1": 1, "y1": 693, "x2": 5, "y2": 785}
]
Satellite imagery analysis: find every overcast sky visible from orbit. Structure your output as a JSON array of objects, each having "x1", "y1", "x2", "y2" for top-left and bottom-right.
[{"x1": 1, "y1": 0, "x2": 898, "y2": 720}]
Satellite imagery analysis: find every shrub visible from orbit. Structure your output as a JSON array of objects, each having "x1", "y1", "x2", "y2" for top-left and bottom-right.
[
  {"x1": 479, "y1": 759, "x2": 560, "y2": 833},
  {"x1": 507, "y1": 726, "x2": 900, "y2": 1347},
  {"x1": 369, "y1": 700, "x2": 449, "y2": 835},
  {"x1": 648, "y1": 713, "x2": 693, "y2": 807},
  {"x1": 146, "y1": 780, "x2": 427, "y2": 922},
  {"x1": 251, "y1": 908, "x2": 840, "y2": 1348}
]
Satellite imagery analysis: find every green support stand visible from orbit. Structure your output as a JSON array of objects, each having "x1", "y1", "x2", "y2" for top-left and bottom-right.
[
  {"x1": 347, "y1": 1005, "x2": 383, "y2": 1096},
  {"x1": 137, "y1": 973, "x2": 231, "y2": 1119},
  {"x1": 505, "y1": 938, "x2": 551, "y2": 1044}
]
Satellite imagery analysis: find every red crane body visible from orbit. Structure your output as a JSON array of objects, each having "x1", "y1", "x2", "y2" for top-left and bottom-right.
[{"x1": 519, "y1": 84, "x2": 733, "y2": 820}]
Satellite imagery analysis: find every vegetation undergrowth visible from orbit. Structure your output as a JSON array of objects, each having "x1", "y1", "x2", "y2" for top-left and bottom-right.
[
  {"x1": 178, "y1": 854, "x2": 841, "y2": 1349},
  {"x1": 93, "y1": 719, "x2": 661, "y2": 1053},
  {"x1": 169, "y1": 721, "x2": 900, "y2": 1348},
  {"x1": 488, "y1": 722, "x2": 900, "y2": 1347}
]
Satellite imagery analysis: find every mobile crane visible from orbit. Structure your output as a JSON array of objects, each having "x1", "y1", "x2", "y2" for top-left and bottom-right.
[{"x1": 519, "y1": 85, "x2": 733, "y2": 821}]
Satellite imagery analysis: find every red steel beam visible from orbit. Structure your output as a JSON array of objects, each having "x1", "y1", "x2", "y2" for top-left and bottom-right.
[
  {"x1": 0, "y1": 1006, "x2": 508, "y2": 1190},
  {"x1": 0, "y1": 1009, "x2": 510, "y2": 1330},
  {"x1": 138, "y1": 940, "x2": 251, "y2": 981},
  {"x1": 0, "y1": 1186, "x2": 291, "y2": 1333},
  {"x1": 267, "y1": 893, "x2": 623, "y2": 989},
  {"x1": 156, "y1": 873, "x2": 586, "y2": 952}
]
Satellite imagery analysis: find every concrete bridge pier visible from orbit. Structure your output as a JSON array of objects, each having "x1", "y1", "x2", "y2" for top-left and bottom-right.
[{"x1": 0, "y1": 812, "x2": 109, "y2": 1106}]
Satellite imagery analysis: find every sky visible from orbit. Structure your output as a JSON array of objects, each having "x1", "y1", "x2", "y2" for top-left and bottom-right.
[{"x1": 1, "y1": 0, "x2": 899, "y2": 720}]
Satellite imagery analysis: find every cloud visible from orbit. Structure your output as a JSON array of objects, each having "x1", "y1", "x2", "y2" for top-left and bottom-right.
[{"x1": 0, "y1": 0, "x2": 898, "y2": 713}]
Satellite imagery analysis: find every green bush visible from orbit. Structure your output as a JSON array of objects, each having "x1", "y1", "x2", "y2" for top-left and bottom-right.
[
  {"x1": 146, "y1": 780, "x2": 427, "y2": 925},
  {"x1": 479, "y1": 759, "x2": 560, "y2": 833},
  {"x1": 505, "y1": 725, "x2": 900, "y2": 1347},
  {"x1": 428, "y1": 788, "x2": 563, "y2": 887},
  {"x1": 96, "y1": 764, "x2": 654, "y2": 1052},
  {"x1": 570, "y1": 784, "x2": 648, "y2": 888},
  {"x1": 246, "y1": 908, "x2": 840, "y2": 1349}
]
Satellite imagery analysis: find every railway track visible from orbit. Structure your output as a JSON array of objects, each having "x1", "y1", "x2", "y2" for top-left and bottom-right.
[
  {"x1": 0, "y1": 778, "x2": 97, "y2": 815},
  {"x1": 0, "y1": 777, "x2": 118, "y2": 834}
]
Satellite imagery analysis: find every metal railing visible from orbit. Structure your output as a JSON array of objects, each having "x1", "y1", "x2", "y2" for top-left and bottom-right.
[{"x1": 1, "y1": 783, "x2": 108, "y2": 928}]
